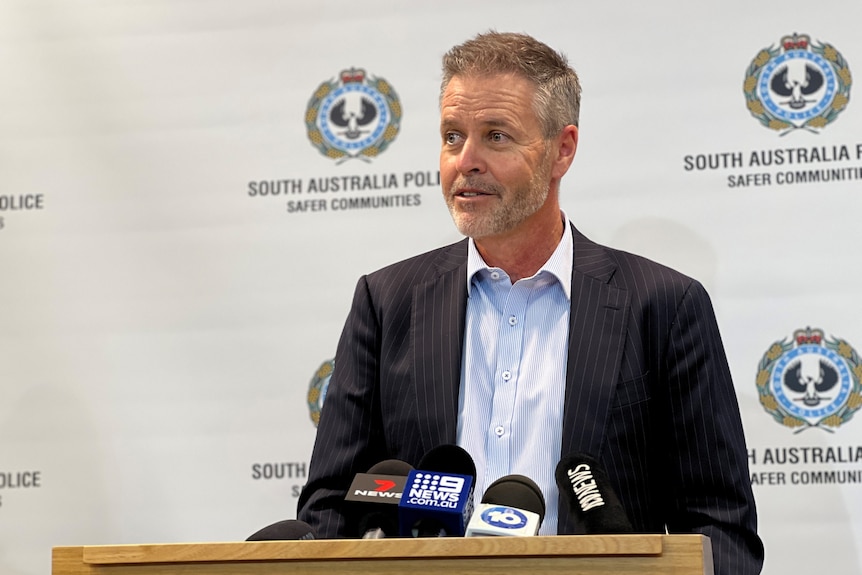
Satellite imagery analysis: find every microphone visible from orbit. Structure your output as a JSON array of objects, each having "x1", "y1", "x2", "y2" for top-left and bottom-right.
[
  {"x1": 465, "y1": 474, "x2": 546, "y2": 537},
  {"x1": 344, "y1": 459, "x2": 413, "y2": 539},
  {"x1": 246, "y1": 519, "x2": 316, "y2": 541},
  {"x1": 398, "y1": 444, "x2": 476, "y2": 537},
  {"x1": 555, "y1": 453, "x2": 633, "y2": 534}
]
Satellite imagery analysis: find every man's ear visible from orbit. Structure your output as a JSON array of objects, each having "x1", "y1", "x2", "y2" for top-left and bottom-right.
[{"x1": 551, "y1": 125, "x2": 578, "y2": 179}]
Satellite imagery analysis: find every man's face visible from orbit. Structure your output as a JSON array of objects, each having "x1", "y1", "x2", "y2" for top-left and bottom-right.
[{"x1": 440, "y1": 73, "x2": 554, "y2": 240}]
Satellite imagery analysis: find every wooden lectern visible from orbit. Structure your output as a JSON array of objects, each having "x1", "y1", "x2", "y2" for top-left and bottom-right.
[{"x1": 53, "y1": 534, "x2": 713, "y2": 574}]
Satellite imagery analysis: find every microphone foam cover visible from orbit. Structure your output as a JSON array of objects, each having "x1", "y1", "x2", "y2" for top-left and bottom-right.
[
  {"x1": 482, "y1": 474, "x2": 546, "y2": 522},
  {"x1": 417, "y1": 444, "x2": 476, "y2": 478},
  {"x1": 367, "y1": 459, "x2": 414, "y2": 475},
  {"x1": 246, "y1": 519, "x2": 316, "y2": 541},
  {"x1": 555, "y1": 453, "x2": 633, "y2": 534}
]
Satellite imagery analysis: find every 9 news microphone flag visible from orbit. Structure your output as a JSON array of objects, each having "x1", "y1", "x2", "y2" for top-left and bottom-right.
[{"x1": 398, "y1": 445, "x2": 476, "y2": 537}]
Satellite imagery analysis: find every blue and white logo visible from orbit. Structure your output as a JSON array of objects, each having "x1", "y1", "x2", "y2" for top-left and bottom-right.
[
  {"x1": 758, "y1": 50, "x2": 836, "y2": 123},
  {"x1": 743, "y1": 33, "x2": 852, "y2": 134},
  {"x1": 480, "y1": 506, "x2": 528, "y2": 530},
  {"x1": 771, "y1": 344, "x2": 852, "y2": 425},
  {"x1": 756, "y1": 327, "x2": 862, "y2": 432},
  {"x1": 305, "y1": 68, "x2": 402, "y2": 163}
]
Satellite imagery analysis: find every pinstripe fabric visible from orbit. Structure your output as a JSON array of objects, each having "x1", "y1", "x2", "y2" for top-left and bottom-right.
[{"x1": 298, "y1": 225, "x2": 764, "y2": 575}]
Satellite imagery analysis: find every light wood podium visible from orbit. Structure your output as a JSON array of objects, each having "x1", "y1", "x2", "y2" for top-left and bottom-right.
[{"x1": 53, "y1": 534, "x2": 713, "y2": 574}]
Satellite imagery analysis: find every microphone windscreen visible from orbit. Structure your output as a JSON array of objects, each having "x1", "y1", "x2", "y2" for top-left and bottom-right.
[
  {"x1": 482, "y1": 474, "x2": 546, "y2": 522},
  {"x1": 417, "y1": 444, "x2": 477, "y2": 478},
  {"x1": 555, "y1": 453, "x2": 633, "y2": 534},
  {"x1": 367, "y1": 459, "x2": 414, "y2": 475},
  {"x1": 246, "y1": 519, "x2": 316, "y2": 541},
  {"x1": 465, "y1": 473, "x2": 545, "y2": 537}
]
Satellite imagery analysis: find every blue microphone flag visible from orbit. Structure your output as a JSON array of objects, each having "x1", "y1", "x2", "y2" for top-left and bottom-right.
[{"x1": 398, "y1": 469, "x2": 474, "y2": 537}]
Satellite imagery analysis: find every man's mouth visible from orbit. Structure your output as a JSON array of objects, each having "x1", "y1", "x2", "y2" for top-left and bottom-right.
[{"x1": 455, "y1": 187, "x2": 494, "y2": 198}]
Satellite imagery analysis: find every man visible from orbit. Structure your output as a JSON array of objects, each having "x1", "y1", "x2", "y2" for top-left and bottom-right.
[{"x1": 298, "y1": 31, "x2": 764, "y2": 574}]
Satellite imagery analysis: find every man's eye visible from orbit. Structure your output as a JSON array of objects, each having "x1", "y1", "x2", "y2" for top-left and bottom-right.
[
  {"x1": 490, "y1": 132, "x2": 508, "y2": 142},
  {"x1": 445, "y1": 133, "x2": 462, "y2": 145}
]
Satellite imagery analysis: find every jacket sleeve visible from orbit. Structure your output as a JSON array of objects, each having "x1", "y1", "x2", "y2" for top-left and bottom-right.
[
  {"x1": 296, "y1": 275, "x2": 387, "y2": 538},
  {"x1": 661, "y1": 280, "x2": 765, "y2": 574}
]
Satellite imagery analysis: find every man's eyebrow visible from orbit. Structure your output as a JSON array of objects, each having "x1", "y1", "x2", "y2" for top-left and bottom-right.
[
  {"x1": 440, "y1": 116, "x2": 513, "y2": 130},
  {"x1": 481, "y1": 118, "x2": 512, "y2": 129}
]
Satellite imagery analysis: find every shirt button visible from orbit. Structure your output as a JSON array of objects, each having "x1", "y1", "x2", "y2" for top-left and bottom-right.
[
  {"x1": 508, "y1": 316, "x2": 517, "y2": 326},
  {"x1": 494, "y1": 426, "x2": 504, "y2": 437},
  {"x1": 501, "y1": 370, "x2": 511, "y2": 381},
  {"x1": 490, "y1": 271, "x2": 501, "y2": 280}
]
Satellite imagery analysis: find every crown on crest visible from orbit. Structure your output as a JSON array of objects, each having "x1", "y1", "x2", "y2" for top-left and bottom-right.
[
  {"x1": 794, "y1": 326, "x2": 824, "y2": 346},
  {"x1": 340, "y1": 68, "x2": 366, "y2": 84},
  {"x1": 781, "y1": 33, "x2": 810, "y2": 51}
]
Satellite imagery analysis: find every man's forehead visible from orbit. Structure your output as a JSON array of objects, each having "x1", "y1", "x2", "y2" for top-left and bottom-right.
[
  {"x1": 441, "y1": 74, "x2": 536, "y2": 117},
  {"x1": 444, "y1": 71, "x2": 537, "y2": 92},
  {"x1": 441, "y1": 73, "x2": 538, "y2": 111}
]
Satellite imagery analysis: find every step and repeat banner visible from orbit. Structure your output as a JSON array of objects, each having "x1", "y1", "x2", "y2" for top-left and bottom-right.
[{"x1": 1, "y1": 1, "x2": 860, "y2": 573}]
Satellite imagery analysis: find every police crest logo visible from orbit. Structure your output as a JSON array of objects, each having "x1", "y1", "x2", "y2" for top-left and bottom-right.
[
  {"x1": 756, "y1": 327, "x2": 862, "y2": 432},
  {"x1": 305, "y1": 68, "x2": 402, "y2": 163},
  {"x1": 307, "y1": 359, "x2": 334, "y2": 427},
  {"x1": 743, "y1": 33, "x2": 852, "y2": 134}
]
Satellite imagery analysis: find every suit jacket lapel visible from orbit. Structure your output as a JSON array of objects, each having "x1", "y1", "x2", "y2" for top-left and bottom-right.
[
  {"x1": 558, "y1": 226, "x2": 630, "y2": 532},
  {"x1": 411, "y1": 240, "x2": 468, "y2": 453}
]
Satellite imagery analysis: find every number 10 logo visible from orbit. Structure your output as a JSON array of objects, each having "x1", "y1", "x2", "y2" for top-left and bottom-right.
[{"x1": 481, "y1": 506, "x2": 528, "y2": 529}]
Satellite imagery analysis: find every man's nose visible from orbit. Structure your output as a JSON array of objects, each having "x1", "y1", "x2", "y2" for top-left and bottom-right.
[{"x1": 455, "y1": 138, "x2": 486, "y2": 175}]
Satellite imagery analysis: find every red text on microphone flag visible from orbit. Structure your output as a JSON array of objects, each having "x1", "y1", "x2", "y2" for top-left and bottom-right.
[{"x1": 374, "y1": 479, "x2": 397, "y2": 492}]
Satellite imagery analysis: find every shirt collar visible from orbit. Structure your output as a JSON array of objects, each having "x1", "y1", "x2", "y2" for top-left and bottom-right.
[{"x1": 466, "y1": 210, "x2": 573, "y2": 300}]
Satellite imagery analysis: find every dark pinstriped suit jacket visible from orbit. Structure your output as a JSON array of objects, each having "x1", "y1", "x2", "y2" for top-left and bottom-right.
[{"x1": 298, "y1": 224, "x2": 764, "y2": 574}]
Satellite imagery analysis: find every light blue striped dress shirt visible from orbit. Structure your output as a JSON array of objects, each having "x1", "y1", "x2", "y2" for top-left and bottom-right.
[{"x1": 456, "y1": 214, "x2": 573, "y2": 536}]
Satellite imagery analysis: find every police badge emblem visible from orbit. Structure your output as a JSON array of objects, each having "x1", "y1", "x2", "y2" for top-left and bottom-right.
[
  {"x1": 756, "y1": 327, "x2": 862, "y2": 432},
  {"x1": 743, "y1": 33, "x2": 852, "y2": 134},
  {"x1": 307, "y1": 359, "x2": 334, "y2": 427},
  {"x1": 305, "y1": 68, "x2": 402, "y2": 163}
]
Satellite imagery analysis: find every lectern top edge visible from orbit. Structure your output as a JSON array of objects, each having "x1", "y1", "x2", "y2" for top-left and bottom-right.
[{"x1": 76, "y1": 534, "x2": 669, "y2": 565}]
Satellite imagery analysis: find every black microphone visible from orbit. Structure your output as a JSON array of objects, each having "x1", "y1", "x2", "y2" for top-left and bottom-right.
[
  {"x1": 398, "y1": 444, "x2": 476, "y2": 537},
  {"x1": 246, "y1": 519, "x2": 317, "y2": 541},
  {"x1": 416, "y1": 444, "x2": 477, "y2": 477},
  {"x1": 555, "y1": 453, "x2": 633, "y2": 534},
  {"x1": 348, "y1": 459, "x2": 414, "y2": 539},
  {"x1": 466, "y1": 474, "x2": 546, "y2": 537}
]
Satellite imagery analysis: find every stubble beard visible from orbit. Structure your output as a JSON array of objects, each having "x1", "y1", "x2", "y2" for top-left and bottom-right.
[{"x1": 445, "y1": 155, "x2": 553, "y2": 240}]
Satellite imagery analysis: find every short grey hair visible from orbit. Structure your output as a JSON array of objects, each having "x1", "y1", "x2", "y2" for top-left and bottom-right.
[{"x1": 441, "y1": 31, "x2": 581, "y2": 138}]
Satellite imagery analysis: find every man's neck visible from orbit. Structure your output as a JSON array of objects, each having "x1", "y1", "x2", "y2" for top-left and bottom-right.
[{"x1": 473, "y1": 211, "x2": 565, "y2": 283}]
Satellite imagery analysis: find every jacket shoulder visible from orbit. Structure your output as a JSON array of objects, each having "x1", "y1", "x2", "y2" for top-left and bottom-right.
[
  {"x1": 573, "y1": 226, "x2": 699, "y2": 302},
  {"x1": 609, "y1": 247, "x2": 695, "y2": 289},
  {"x1": 364, "y1": 239, "x2": 467, "y2": 290}
]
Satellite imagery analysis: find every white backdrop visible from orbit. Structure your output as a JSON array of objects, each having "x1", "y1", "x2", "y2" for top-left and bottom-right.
[{"x1": 1, "y1": 1, "x2": 861, "y2": 573}]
